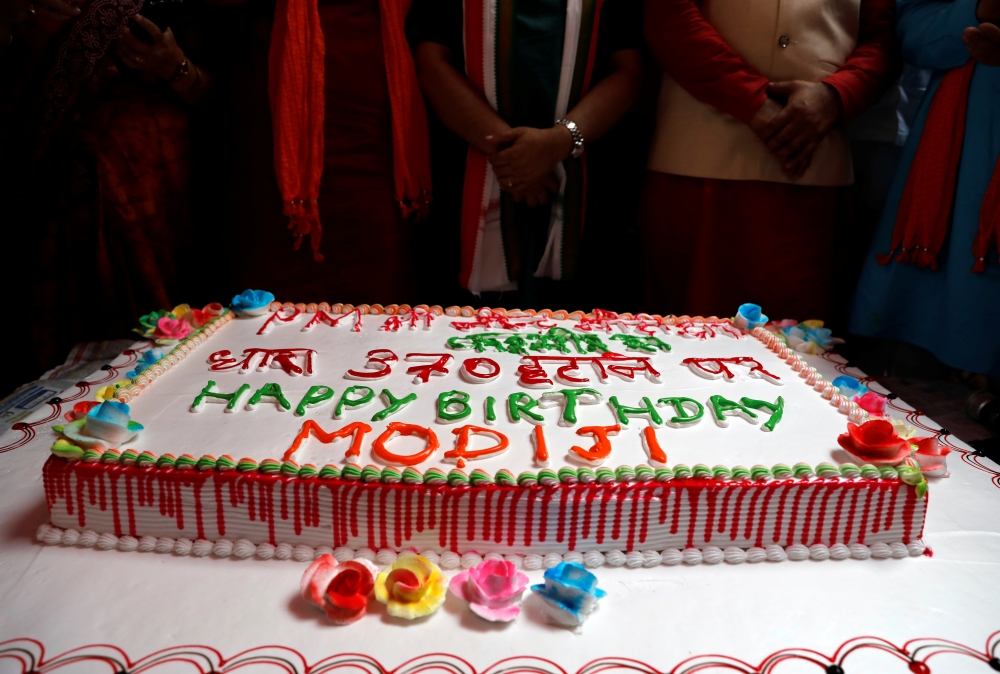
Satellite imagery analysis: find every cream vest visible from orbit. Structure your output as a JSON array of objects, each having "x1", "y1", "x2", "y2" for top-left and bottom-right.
[{"x1": 648, "y1": 0, "x2": 861, "y2": 186}]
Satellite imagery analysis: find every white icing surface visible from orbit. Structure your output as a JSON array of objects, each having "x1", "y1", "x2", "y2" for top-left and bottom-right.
[{"x1": 119, "y1": 312, "x2": 853, "y2": 472}]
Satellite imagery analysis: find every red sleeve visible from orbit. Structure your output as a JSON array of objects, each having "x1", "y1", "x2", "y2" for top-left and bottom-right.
[
  {"x1": 643, "y1": 0, "x2": 769, "y2": 125},
  {"x1": 822, "y1": 0, "x2": 902, "y2": 121}
]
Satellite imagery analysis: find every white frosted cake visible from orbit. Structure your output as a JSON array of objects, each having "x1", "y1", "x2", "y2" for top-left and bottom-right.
[{"x1": 40, "y1": 295, "x2": 930, "y2": 565}]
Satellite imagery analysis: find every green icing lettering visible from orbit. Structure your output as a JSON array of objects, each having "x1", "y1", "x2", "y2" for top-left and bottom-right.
[
  {"x1": 609, "y1": 334, "x2": 671, "y2": 353},
  {"x1": 295, "y1": 385, "x2": 335, "y2": 416},
  {"x1": 541, "y1": 388, "x2": 601, "y2": 425},
  {"x1": 192, "y1": 380, "x2": 250, "y2": 412},
  {"x1": 485, "y1": 396, "x2": 497, "y2": 423},
  {"x1": 248, "y1": 383, "x2": 291, "y2": 411},
  {"x1": 437, "y1": 390, "x2": 472, "y2": 423},
  {"x1": 657, "y1": 397, "x2": 705, "y2": 426},
  {"x1": 508, "y1": 392, "x2": 545, "y2": 423},
  {"x1": 447, "y1": 328, "x2": 609, "y2": 356},
  {"x1": 609, "y1": 396, "x2": 663, "y2": 426},
  {"x1": 741, "y1": 396, "x2": 785, "y2": 432},
  {"x1": 708, "y1": 395, "x2": 758, "y2": 427},
  {"x1": 371, "y1": 389, "x2": 417, "y2": 422},
  {"x1": 335, "y1": 386, "x2": 375, "y2": 419}
]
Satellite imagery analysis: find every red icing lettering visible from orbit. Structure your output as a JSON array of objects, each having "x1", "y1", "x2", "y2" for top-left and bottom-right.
[
  {"x1": 569, "y1": 424, "x2": 621, "y2": 465},
  {"x1": 444, "y1": 425, "x2": 509, "y2": 469},
  {"x1": 345, "y1": 349, "x2": 397, "y2": 380},
  {"x1": 256, "y1": 306, "x2": 301, "y2": 335},
  {"x1": 209, "y1": 348, "x2": 316, "y2": 376},
  {"x1": 283, "y1": 420, "x2": 372, "y2": 462},
  {"x1": 682, "y1": 356, "x2": 781, "y2": 384},
  {"x1": 371, "y1": 422, "x2": 440, "y2": 466},
  {"x1": 460, "y1": 357, "x2": 501, "y2": 383},
  {"x1": 302, "y1": 309, "x2": 363, "y2": 333},
  {"x1": 404, "y1": 353, "x2": 453, "y2": 384}
]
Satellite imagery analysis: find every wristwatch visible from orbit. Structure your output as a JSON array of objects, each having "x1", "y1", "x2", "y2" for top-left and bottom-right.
[
  {"x1": 556, "y1": 118, "x2": 585, "y2": 158},
  {"x1": 169, "y1": 57, "x2": 190, "y2": 84}
]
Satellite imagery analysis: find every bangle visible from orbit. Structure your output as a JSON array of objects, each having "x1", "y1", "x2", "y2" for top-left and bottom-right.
[
  {"x1": 555, "y1": 119, "x2": 585, "y2": 159},
  {"x1": 168, "y1": 57, "x2": 189, "y2": 84}
]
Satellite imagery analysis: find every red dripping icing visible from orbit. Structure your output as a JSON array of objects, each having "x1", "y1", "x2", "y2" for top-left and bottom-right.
[
  {"x1": 703, "y1": 488, "x2": 718, "y2": 543},
  {"x1": 467, "y1": 489, "x2": 479, "y2": 542},
  {"x1": 293, "y1": 480, "x2": 302, "y2": 536},
  {"x1": 75, "y1": 467, "x2": 87, "y2": 526},
  {"x1": 568, "y1": 486, "x2": 583, "y2": 550},
  {"x1": 772, "y1": 483, "x2": 792, "y2": 543},
  {"x1": 327, "y1": 484, "x2": 340, "y2": 547},
  {"x1": 379, "y1": 487, "x2": 390, "y2": 550},
  {"x1": 427, "y1": 491, "x2": 437, "y2": 529},
  {"x1": 368, "y1": 487, "x2": 378, "y2": 551},
  {"x1": 107, "y1": 469, "x2": 123, "y2": 536},
  {"x1": 743, "y1": 487, "x2": 763, "y2": 542},
  {"x1": 626, "y1": 485, "x2": 640, "y2": 551},
  {"x1": 175, "y1": 479, "x2": 185, "y2": 531},
  {"x1": 494, "y1": 489, "x2": 508, "y2": 544},
  {"x1": 507, "y1": 489, "x2": 523, "y2": 547},
  {"x1": 556, "y1": 487, "x2": 569, "y2": 543},
  {"x1": 811, "y1": 484, "x2": 834, "y2": 545},
  {"x1": 902, "y1": 483, "x2": 917, "y2": 543},
  {"x1": 857, "y1": 486, "x2": 874, "y2": 544},
  {"x1": 611, "y1": 484, "x2": 628, "y2": 541},
  {"x1": 87, "y1": 471, "x2": 97, "y2": 507},
  {"x1": 730, "y1": 488, "x2": 747, "y2": 541},
  {"x1": 784, "y1": 484, "x2": 807, "y2": 547},
  {"x1": 754, "y1": 485, "x2": 776, "y2": 548},
  {"x1": 191, "y1": 476, "x2": 205, "y2": 539},
  {"x1": 340, "y1": 484, "x2": 352, "y2": 545},
  {"x1": 658, "y1": 485, "x2": 669, "y2": 526},
  {"x1": 404, "y1": 488, "x2": 413, "y2": 543},
  {"x1": 872, "y1": 484, "x2": 887, "y2": 534},
  {"x1": 98, "y1": 471, "x2": 107, "y2": 512},
  {"x1": 524, "y1": 489, "x2": 535, "y2": 546},
  {"x1": 670, "y1": 486, "x2": 682, "y2": 536},
  {"x1": 350, "y1": 485, "x2": 363, "y2": 538},
  {"x1": 842, "y1": 486, "x2": 861, "y2": 544},
  {"x1": 215, "y1": 477, "x2": 226, "y2": 537},
  {"x1": 581, "y1": 485, "x2": 595, "y2": 539},
  {"x1": 717, "y1": 487, "x2": 733, "y2": 534},
  {"x1": 246, "y1": 478, "x2": 256, "y2": 521},
  {"x1": 451, "y1": 490, "x2": 460, "y2": 551},
  {"x1": 438, "y1": 492, "x2": 450, "y2": 549},
  {"x1": 799, "y1": 485, "x2": 822, "y2": 545},
  {"x1": 828, "y1": 487, "x2": 847, "y2": 546},
  {"x1": 883, "y1": 482, "x2": 898, "y2": 532},
  {"x1": 684, "y1": 487, "x2": 700, "y2": 549},
  {"x1": 264, "y1": 479, "x2": 276, "y2": 545},
  {"x1": 597, "y1": 486, "x2": 612, "y2": 545},
  {"x1": 539, "y1": 488, "x2": 552, "y2": 542},
  {"x1": 482, "y1": 489, "x2": 493, "y2": 540},
  {"x1": 638, "y1": 487, "x2": 653, "y2": 545},
  {"x1": 280, "y1": 480, "x2": 289, "y2": 521},
  {"x1": 229, "y1": 480, "x2": 238, "y2": 508},
  {"x1": 395, "y1": 487, "x2": 403, "y2": 547},
  {"x1": 416, "y1": 490, "x2": 425, "y2": 533}
]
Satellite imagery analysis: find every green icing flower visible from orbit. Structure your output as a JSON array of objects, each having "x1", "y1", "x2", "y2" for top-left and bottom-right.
[
  {"x1": 792, "y1": 462, "x2": 814, "y2": 479},
  {"x1": 216, "y1": 455, "x2": 237, "y2": 471},
  {"x1": 816, "y1": 462, "x2": 840, "y2": 478},
  {"x1": 672, "y1": 464, "x2": 692, "y2": 480},
  {"x1": 120, "y1": 449, "x2": 139, "y2": 465},
  {"x1": 156, "y1": 453, "x2": 177, "y2": 469},
  {"x1": 447, "y1": 469, "x2": 470, "y2": 487},
  {"x1": 259, "y1": 458, "x2": 281, "y2": 474},
  {"x1": 577, "y1": 467, "x2": 597, "y2": 484},
  {"x1": 557, "y1": 467, "x2": 579, "y2": 485},
  {"x1": 654, "y1": 467, "x2": 674, "y2": 482},
  {"x1": 237, "y1": 458, "x2": 259, "y2": 472},
  {"x1": 839, "y1": 463, "x2": 861, "y2": 478},
  {"x1": 298, "y1": 464, "x2": 319, "y2": 479},
  {"x1": 878, "y1": 465, "x2": 899, "y2": 480},
  {"x1": 197, "y1": 455, "x2": 218, "y2": 471},
  {"x1": 517, "y1": 471, "x2": 538, "y2": 487},
  {"x1": 82, "y1": 449, "x2": 103, "y2": 463},
  {"x1": 381, "y1": 466, "x2": 402, "y2": 484},
  {"x1": 750, "y1": 465, "x2": 772, "y2": 481},
  {"x1": 401, "y1": 467, "x2": 422, "y2": 484},
  {"x1": 595, "y1": 467, "x2": 616, "y2": 484},
  {"x1": 770, "y1": 464, "x2": 792, "y2": 479},
  {"x1": 537, "y1": 469, "x2": 558, "y2": 486},
  {"x1": 423, "y1": 467, "x2": 447, "y2": 485},
  {"x1": 711, "y1": 465, "x2": 732, "y2": 480},
  {"x1": 859, "y1": 464, "x2": 881, "y2": 479},
  {"x1": 692, "y1": 464, "x2": 713, "y2": 479},
  {"x1": 101, "y1": 449, "x2": 122, "y2": 464},
  {"x1": 495, "y1": 469, "x2": 516, "y2": 486},
  {"x1": 319, "y1": 464, "x2": 341, "y2": 480},
  {"x1": 175, "y1": 454, "x2": 197, "y2": 470},
  {"x1": 615, "y1": 465, "x2": 636, "y2": 483},
  {"x1": 280, "y1": 460, "x2": 300, "y2": 476},
  {"x1": 341, "y1": 464, "x2": 362, "y2": 481},
  {"x1": 50, "y1": 439, "x2": 83, "y2": 461},
  {"x1": 469, "y1": 468, "x2": 494, "y2": 486},
  {"x1": 361, "y1": 466, "x2": 382, "y2": 483}
]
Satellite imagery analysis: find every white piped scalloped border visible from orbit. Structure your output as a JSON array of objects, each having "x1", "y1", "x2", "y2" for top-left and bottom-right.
[{"x1": 37, "y1": 523, "x2": 925, "y2": 568}]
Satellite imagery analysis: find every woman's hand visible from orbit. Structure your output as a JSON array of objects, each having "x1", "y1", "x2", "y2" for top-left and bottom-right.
[
  {"x1": 486, "y1": 126, "x2": 575, "y2": 190},
  {"x1": 117, "y1": 14, "x2": 185, "y2": 80},
  {"x1": 964, "y1": 23, "x2": 1000, "y2": 66}
]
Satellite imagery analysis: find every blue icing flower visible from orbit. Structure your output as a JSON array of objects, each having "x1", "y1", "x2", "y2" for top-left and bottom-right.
[
  {"x1": 231, "y1": 289, "x2": 276, "y2": 317},
  {"x1": 530, "y1": 562, "x2": 606, "y2": 627},
  {"x1": 62, "y1": 400, "x2": 144, "y2": 449},
  {"x1": 832, "y1": 375, "x2": 868, "y2": 399},
  {"x1": 734, "y1": 303, "x2": 769, "y2": 331},
  {"x1": 128, "y1": 347, "x2": 167, "y2": 378}
]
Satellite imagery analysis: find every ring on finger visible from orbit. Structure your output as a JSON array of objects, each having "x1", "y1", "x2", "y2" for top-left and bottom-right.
[
  {"x1": 507, "y1": 179, "x2": 513, "y2": 188},
  {"x1": 135, "y1": 54, "x2": 144, "y2": 64}
]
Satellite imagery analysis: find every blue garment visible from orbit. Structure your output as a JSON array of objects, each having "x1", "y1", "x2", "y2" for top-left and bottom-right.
[{"x1": 850, "y1": 0, "x2": 1000, "y2": 376}]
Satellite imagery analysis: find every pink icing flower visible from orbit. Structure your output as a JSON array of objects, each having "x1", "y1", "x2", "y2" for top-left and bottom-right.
[
  {"x1": 854, "y1": 392, "x2": 887, "y2": 416},
  {"x1": 912, "y1": 436, "x2": 952, "y2": 476},
  {"x1": 301, "y1": 554, "x2": 378, "y2": 625},
  {"x1": 448, "y1": 558, "x2": 529, "y2": 622},
  {"x1": 154, "y1": 316, "x2": 192, "y2": 341}
]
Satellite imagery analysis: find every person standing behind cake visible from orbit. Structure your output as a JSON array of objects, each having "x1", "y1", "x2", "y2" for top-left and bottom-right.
[
  {"x1": 407, "y1": 0, "x2": 644, "y2": 309},
  {"x1": 850, "y1": 0, "x2": 1000, "y2": 377},
  {"x1": 640, "y1": 0, "x2": 899, "y2": 319}
]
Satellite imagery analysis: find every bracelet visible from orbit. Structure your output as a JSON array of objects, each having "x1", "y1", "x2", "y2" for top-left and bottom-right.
[
  {"x1": 168, "y1": 57, "x2": 189, "y2": 84},
  {"x1": 555, "y1": 118, "x2": 585, "y2": 159}
]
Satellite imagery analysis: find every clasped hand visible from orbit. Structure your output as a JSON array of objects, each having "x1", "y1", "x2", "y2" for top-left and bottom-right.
[
  {"x1": 751, "y1": 80, "x2": 842, "y2": 179},
  {"x1": 485, "y1": 126, "x2": 575, "y2": 207},
  {"x1": 117, "y1": 14, "x2": 185, "y2": 81}
]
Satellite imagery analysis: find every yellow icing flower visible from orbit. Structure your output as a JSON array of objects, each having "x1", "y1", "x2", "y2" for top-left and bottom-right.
[
  {"x1": 800, "y1": 319, "x2": 825, "y2": 329},
  {"x1": 95, "y1": 382, "x2": 130, "y2": 402},
  {"x1": 172, "y1": 304, "x2": 191, "y2": 318},
  {"x1": 889, "y1": 417, "x2": 917, "y2": 440},
  {"x1": 374, "y1": 553, "x2": 447, "y2": 620}
]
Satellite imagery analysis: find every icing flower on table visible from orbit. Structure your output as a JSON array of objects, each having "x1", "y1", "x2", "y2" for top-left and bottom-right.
[
  {"x1": 63, "y1": 400, "x2": 100, "y2": 423},
  {"x1": 854, "y1": 391, "x2": 888, "y2": 417},
  {"x1": 781, "y1": 321, "x2": 837, "y2": 354},
  {"x1": 765, "y1": 318, "x2": 798, "y2": 334},
  {"x1": 832, "y1": 376, "x2": 869, "y2": 400},
  {"x1": 301, "y1": 554, "x2": 378, "y2": 625},
  {"x1": 95, "y1": 381, "x2": 130, "y2": 402},
  {"x1": 231, "y1": 289, "x2": 276, "y2": 318},
  {"x1": 138, "y1": 309, "x2": 172, "y2": 333},
  {"x1": 911, "y1": 436, "x2": 952, "y2": 477},
  {"x1": 837, "y1": 419, "x2": 912, "y2": 465},
  {"x1": 449, "y1": 558, "x2": 529, "y2": 622},
  {"x1": 733, "y1": 303, "x2": 768, "y2": 331},
  {"x1": 374, "y1": 552, "x2": 447, "y2": 620},
  {"x1": 127, "y1": 347, "x2": 166, "y2": 379},
  {"x1": 530, "y1": 562, "x2": 606, "y2": 628},
  {"x1": 889, "y1": 417, "x2": 917, "y2": 440},
  {"x1": 55, "y1": 400, "x2": 144, "y2": 452},
  {"x1": 896, "y1": 456, "x2": 929, "y2": 498},
  {"x1": 184, "y1": 303, "x2": 224, "y2": 328},
  {"x1": 154, "y1": 316, "x2": 192, "y2": 342}
]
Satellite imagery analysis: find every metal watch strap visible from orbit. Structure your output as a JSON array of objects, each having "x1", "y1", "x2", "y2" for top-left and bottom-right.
[{"x1": 556, "y1": 118, "x2": 585, "y2": 158}]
